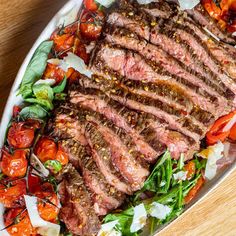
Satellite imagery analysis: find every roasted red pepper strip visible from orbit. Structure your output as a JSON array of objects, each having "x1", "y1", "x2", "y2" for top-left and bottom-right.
[
  {"x1": 184, "y1": 176, "x2": 205, "y2": 204},
  {"x1": 206, "y1": 111, "x2": 236, "y2": 145}
]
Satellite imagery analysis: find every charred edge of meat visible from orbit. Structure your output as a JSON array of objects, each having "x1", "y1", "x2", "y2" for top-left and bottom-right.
[{"x1": 59, "y1": 164, "x2": 101, "y2": 235}]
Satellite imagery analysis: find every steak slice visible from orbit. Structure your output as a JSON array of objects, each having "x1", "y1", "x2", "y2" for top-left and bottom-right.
[
  {"x1": 60, "y1": 138, "x2": 125, "y2": 215},
  {"x1": 70, "y1": 76, "x2": 199, "y2": 160},
  {"x1": 59, "y1": 164, "x2": 100, "y2": 236},
  {"x1": 84, "y1": 117, "x2": 149, "y2": 191}
]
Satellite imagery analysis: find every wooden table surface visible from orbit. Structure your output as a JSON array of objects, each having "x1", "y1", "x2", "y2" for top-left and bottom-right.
[{"x1": 0, "y1": 0, "x2": 235, "y2": 235}]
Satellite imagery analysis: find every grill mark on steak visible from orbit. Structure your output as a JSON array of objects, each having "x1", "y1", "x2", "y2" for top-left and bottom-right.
[
  {"x1": 59, "y1": 164, "x2": 100, "y2": 236},
  {"x1": 60, "y1": 138, "x2": 125, "y2": 215},
  {"x1": 85, "y1": 120, "x2": 149, "y2": 191}
]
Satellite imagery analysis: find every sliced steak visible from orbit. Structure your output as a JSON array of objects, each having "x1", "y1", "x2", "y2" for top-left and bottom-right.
[
  {"x1": 59, "y1": 164, "x2": 100, "y2": 236},
  {"x1": 70, "y1": 77, "x2": 200, "y2": 160},
  {"x1": 60, "y1": 138, "x2": 125, "y2": 215}
]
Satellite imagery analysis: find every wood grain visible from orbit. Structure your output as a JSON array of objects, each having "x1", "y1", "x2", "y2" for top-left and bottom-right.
[{"x1": 0, "y1": 1, "x2": 235, "y2": 235}]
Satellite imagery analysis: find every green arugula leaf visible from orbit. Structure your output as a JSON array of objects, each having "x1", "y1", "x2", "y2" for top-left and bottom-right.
[
  {"x1": 20, "y1": 104, "x2": 48, "y2": 119},
  {"x1": 19, "y1": 41, "x2": 53, "y2": 98},
  {"x1": 53, "y1": 77, "x2": 67, "y2": 93}
]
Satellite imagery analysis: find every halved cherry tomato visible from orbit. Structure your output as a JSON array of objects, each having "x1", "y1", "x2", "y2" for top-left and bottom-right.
[
  {"x1": 0, "y1": 179, "x2": 27, "y2": 208},
  {"x1": 55, "y1": 144, "x2": 69, "y2": 165},
  {"x1": 73, "y1": 37, "x2": 90, "y2": 64},
  {"x1": 34, "y1": 183, "x2": 59, "y2": 222},
  {"x1": 184, "y1": 176, "x2": 205, "y2": 204},
  {"x1": 27, "y1": 169, "x2": 42, "y2": 193},
  {"x1": 34, "y1": 137, "x2": 57, "y2": 163},
  {"x1": 0, "y1": 149, "x2": 28, "y2": 178},
  {"x1": 80, "y1": 10, "x2": 104, "y2": 40},
  {"x1": 201, "y1": 0, "x2": 222, "y2": 20},
  {"x1": 184, "y1": 161, "x2": 196, "y2": 180},
  {"x1": 7, "y1": 120, "x2": 39, "y2": 149},
  {"x1": 84, "y1": 0, "x2": 99, "y2": 11},
  {"x1": 43, "y1": 62, "x2": 75, "y2": 84},
  {"x1": 51, "y1": 31, "x2": 75, "y2": 54},
  {"x1": 206, "y1": 111, "x2": 236, "y2": 145},
  {"x1": 4, "y1": 208, "x2": 36, "y2": 236},
  {"x1": 12, "y1": 106, "x2": 21, "y2": 117}
]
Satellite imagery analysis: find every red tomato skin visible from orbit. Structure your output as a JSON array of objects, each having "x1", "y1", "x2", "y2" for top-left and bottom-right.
[
  {"x1": 80, "y1": 11, "x2": 104, "y2": 40},
  {"x1": 4, "y1": 208, "x2": 37, "y2": 236},
  {"x1": 0, "y1": 149, "x2": 28, "y2": 178},
  {"x1": 84, "y1": 0, "x2": 98, "y2": 11},
  {"x1": 34, "y1": 137, "x2": 57, "y2": 163},
  {"x1": 184, "y1": 176, "x2": 205, "y2": 204},
  {"x1": 7, "y1": 122, "x2": 35, "y2": 149},
  {"x1": 55, "y1": 144, "x2": 69, "y2": 165},
  {"x1": 0, "y1": 179, "x2": 27, "y2": 208},
  {"x1": 12, "y1": 106, "x2": 21, "y2": 117}
]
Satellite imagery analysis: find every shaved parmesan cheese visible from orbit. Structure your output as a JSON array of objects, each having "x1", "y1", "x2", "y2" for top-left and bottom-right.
[
  {"x1": 173, "y1": 171, "x2": 187, "y2": 181},
  {"x1": 57, "y1": 5, "x2": 78, "y2": 27},
  {"x1": 48, "y1": 53, "x2": 93, "y2": 78},
  {"x1": 178, "y1": 0, "x2": 200, "y2": 10},
  {"x1": 222, "y1": 113, "x2": 236, "y2": 132},
  {"x1": 34, "y1": 79, "x2": 56, "y2": 86},
  {"x1": 130, "y1": 203, "x2": 147, "y2": 233},
  {"x1": 198, "y1": 142, "x2": 224, "y2": 180},
  {"x1": 98, "y1": 220, "x2": 121, "y2": 236},
  {"x1": 232, "y1": 31, "x2": 236, "y2": 37},
  {"x1": 149, "y1": 202, "x2": 171, "y2": 220},
  {"x1": 137, "y1": 0, "x2": 155, "y2": 4},
  {"x1": 30, "y1": 154, "x2": 49, "y2": 177},
  {"x1": 160, "y1": 180, "x2": 166, "y2": 187},
  {"x1": 96, "y1": 0, "x2": 115, "y2": 8},
  {"x1": 24, "y1": 195, "x2": 60, "y2": 236},
  {"x1": 0, "y1": 204, "x2": 10, "y2": 236}
]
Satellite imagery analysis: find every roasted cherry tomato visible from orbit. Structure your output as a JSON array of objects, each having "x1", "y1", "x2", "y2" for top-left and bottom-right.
[
  {"x1": 27, "y1": 169, "x2": 42, "y2": 193},
  {"x1": 51, "y1": 31, "x2": 75, "y2": 54},
  {"x1": 184, "y1": 176, "x2": 205, "y2": 204},
  {"x1": 80, "y1": 10, "x2": 104, "y2": 40},
  {"x1": 184, "y1": 160, "x2": 196, "y2": 180},
  {"x1": 201, "y1": 0, "x2": 222, "y2": 20},
  {"x1": 12, "y1": 105, "x2": 21, "y2": 117},
  {"x1": 43, "y1": 62, "x2": 75, "y2": 84},
  {"x1": 7, "y1": 120, "x2": 39, "y2": 149},
  {"x1": 4, "y1": 208, "x2": 36, "y2": 236},
  {"x1": 206, "y1": 111, "x2": 236, "y2": 145},
  {"x1": 34, "y1": 183, "x2": 59, "y2": 222},
  {"x1": 0, "y1": 179, "x2": 26, "y2": 208},
  {"x1": 84, "y1": 0, "x2": 99, "y2": 11},
  {"x1": 0, "y1": 149, "x2": 28, "y2": 178},
  {"x1": 55, "y1": 144, "x2": 69, "y2": 166},
  {"x1": 34, "y1": 137, "x2": 57, "y2": 163},
  {"x1": 73, "y1": 37, "x2": 90, "y2": 64}
]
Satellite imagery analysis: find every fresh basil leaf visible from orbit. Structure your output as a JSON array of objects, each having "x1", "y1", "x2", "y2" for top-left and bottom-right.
[
  {"x1": 53, "y1": 77, "x2": 67, "y2": 93},
  {"x1": 24, "y1": 98, "x2": 53, "y2": 111},
  {"x1": 20, "y1": 104, "x2": 48, "y2": 119},
  {"x1": 44, "y1": 160, "x2": 62, "y2": 174},
  {"x1": 33, "y1": 83, "x2": 54, "y2": 101},
  {"x1": 19, "y1": 41, "x2": 53, "y2": 98}
]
